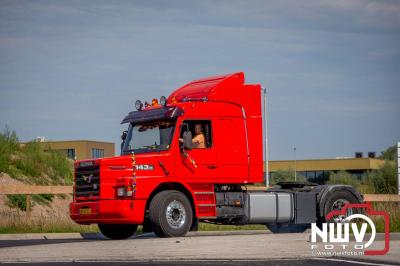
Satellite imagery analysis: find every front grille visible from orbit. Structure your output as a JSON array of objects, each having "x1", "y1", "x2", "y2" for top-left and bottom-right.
[{"x1": 75, "y1": 164, "x2": 100, "y2": 197}]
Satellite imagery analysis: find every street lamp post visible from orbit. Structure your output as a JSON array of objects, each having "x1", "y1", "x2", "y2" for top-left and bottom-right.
[
  {"x1": 398, "y1": 142, "x2": 400, "y2": 195},
  {"x1": 294, "y1": 146, "x2": 297, "y2": 182},
  {"x1": 262, "y1": 87, "x2": 269, "y2": 188}
]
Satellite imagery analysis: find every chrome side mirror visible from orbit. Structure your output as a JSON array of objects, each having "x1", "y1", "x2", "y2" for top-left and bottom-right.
[
  {"x1": 121, "y1": 131, "x2": 127, "y2": 141},
  {"x1": 121, "y1": 130, "x2": 128, "y2": 151}
]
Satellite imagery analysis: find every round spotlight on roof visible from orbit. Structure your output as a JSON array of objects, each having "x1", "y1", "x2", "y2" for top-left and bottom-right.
[
  {"x1": 160, "y1": 96, "x2": 167, "y2": 106},
  {"x1": 135, "y1": 100, "x2": 143, "y2": 111}
]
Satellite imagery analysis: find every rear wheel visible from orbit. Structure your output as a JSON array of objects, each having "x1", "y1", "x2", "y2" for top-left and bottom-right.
[
  {"x1": 149, "y1": 190, "x2": 193, "y2": 238},
  {"x1": 98, "y1": 224, "x2": 138, "y2": 239},
  {"x1": 323, "y1": 190, "x2": 359, "y2": 223}
]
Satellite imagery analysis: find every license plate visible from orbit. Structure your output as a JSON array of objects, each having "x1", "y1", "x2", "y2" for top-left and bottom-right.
[{"x1": 79, "y1": 207, "x2": 91, "y2": 215}]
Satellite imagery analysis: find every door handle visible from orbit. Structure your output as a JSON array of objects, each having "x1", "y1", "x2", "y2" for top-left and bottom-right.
[
  {"x1": 207, "y1": 165, "x2": 217, "y2": 169},
  {"x1": 158, "y1": 161, "x2": 169, "y2": 176}
]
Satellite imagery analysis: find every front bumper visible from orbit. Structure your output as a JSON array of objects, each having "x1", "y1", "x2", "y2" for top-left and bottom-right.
[{"x1": 69, "y1": 199, "x2": 146, "y2": 225}]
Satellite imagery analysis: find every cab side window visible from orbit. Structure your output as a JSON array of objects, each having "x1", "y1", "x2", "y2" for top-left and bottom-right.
[{"x1": 180, "y1": 120, "x2": 212, "y2": 149}]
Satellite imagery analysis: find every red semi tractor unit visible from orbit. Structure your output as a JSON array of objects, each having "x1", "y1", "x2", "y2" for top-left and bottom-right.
[{"x1": 70, "y1": 72, "x2": 362, "y2": 238}]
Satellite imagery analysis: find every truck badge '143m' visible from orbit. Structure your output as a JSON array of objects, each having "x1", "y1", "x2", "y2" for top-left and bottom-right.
[{"x1": 136, "y1": 165, "x2": 154, "y2": 171}]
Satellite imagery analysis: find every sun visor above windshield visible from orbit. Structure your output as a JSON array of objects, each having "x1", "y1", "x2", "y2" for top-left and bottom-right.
[{"x1": 121, "y1": 106, "x2": 183, "y2": 124}]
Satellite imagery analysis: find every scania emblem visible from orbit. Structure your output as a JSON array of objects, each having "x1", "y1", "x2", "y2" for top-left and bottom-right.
[{"x1": 82, "y1": 174, "x2": 93, "y2": 183}]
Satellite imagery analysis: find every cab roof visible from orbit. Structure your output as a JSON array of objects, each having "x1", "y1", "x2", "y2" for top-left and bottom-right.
[
  {"x1": 167, "y1": 72, "x2": 245, "y2": 102},
  {"x1": 167, "y1": 72, "x2": 261, "y2": 117}
]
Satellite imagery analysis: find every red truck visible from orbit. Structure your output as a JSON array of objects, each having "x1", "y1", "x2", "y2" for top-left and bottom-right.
[{"x1": 70, "y1": 72, "x2": 362, "y2": 238}]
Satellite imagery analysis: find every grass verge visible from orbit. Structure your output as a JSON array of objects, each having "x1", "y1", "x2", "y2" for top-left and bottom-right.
[
  {"x1": 371, "y1": 202, "x2": 400, "y2": 233},
  {"x1": 0, "y1": 210, "x2": 98, "y2": 234}
]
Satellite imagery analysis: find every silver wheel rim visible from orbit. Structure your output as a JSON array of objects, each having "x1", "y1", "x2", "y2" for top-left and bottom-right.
[
  {"x1": 166, "y1": 200, "x2": 186, "y2": 229},
  {"x1": 331, "y1": 198, "x2": 351, "y2": 222}
]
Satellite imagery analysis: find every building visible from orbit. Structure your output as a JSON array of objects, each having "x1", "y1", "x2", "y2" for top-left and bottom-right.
[
  {"x1": 268, "y1": 158, "x2": 385, "y2": 183},
  {"x1": 40, "y1": 140, "x2": 115, "y2": 160}
]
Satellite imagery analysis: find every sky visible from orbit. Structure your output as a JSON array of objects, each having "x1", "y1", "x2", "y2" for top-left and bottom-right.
[{"x1": 0, "y1": 0, "x2": 399, "y2": 160}]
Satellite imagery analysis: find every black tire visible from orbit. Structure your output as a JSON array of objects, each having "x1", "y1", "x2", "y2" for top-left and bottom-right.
[
  {"x1": 190, "y1": 218, "x2": 199, "y2": 231},
  {"x1": 98, "y1": 224, "x2": 138, "y2": 240},
  {"x1": 149, "y1": 190, "x2": 193, "y2": 238},
  {"x1": 142, "y1": 217, "x2": 153, "y2": 233},
  {"x1": 323, "y1": 190, "x2": 359, "y2": 222},
  {"x1": 266, "y1": 223, "x2": 308, "y2": 233}
]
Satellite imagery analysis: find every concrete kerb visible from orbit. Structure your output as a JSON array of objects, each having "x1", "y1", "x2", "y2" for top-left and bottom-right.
[{"x1": 0, "y1": 231, "x2": 398, "y2": 241}]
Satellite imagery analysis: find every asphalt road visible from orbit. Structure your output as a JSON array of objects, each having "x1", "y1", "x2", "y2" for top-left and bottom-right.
[
  {"x1": 0, "y1": 231, "x2": 399, "y2": 265},
  {"x1": 0, "y1": 259, "x2": 398, "y2": 266}
]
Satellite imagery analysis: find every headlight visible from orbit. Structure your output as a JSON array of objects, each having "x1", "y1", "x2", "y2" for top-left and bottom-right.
[
  {"x1": 116, "y1": 186, "x2": 133, "y2": 197},
  {"x1": 117, "y1": 187, "x2": 127, "y2": 197}
]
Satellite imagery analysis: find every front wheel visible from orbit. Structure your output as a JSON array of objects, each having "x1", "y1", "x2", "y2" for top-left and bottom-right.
[
  {"x1": 149, "y1": 190, "x2": 193, "y2": 237},
  {"x1": 98, "y1": 224, "x2": 138, "y2": 239}
]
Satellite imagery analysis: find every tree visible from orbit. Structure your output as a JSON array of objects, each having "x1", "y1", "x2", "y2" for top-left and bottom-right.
[
  {"x1": 327, "y1": 171, "x2": 361, "y2": 190},
  {"x1": 379, "y1": 145, "x2": 397, "y2": 161},
  {"x1": 0, "y1": 126, "x2": 19, "y2": 173},
  {"x1": 270, "y1": 168, "x2": 305, "y2": 185},
  {"x1": 365, "y1": 143, "x2": 398, "y2": 194},
  {"x1": 366, "y1": 161, "x2": 397, "y2": 194}
]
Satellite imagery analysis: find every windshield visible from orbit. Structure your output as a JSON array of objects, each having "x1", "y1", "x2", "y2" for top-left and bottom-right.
[{"x1": 122, "y1": 120, "x2": 176, "y2": 154}]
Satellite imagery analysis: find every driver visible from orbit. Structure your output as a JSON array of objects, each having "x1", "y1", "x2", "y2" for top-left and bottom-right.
[
  {"x1": 192, "y1": 124, "x2": 205, "y2": 149},
  {"x1": 179, "y1": 123, "x2": 206, "y2": 149}
]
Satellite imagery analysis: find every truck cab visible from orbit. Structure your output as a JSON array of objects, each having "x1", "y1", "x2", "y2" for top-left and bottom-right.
[{"x1": 70, "y1": 72, "x2": 362, "y2": 238}]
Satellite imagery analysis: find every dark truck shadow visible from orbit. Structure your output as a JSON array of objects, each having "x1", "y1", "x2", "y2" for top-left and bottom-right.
[
  {"x1": 0, "y1": 232, "x2": 157, "y2": 249},
  {"x1": 0, "y1": 229, "x2": 328, "y2": 249}
]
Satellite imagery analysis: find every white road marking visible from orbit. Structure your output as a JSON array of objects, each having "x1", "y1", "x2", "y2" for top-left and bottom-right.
[{"x1": 311, "y1": 257, "x2": 396, "y2": 266}]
